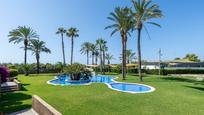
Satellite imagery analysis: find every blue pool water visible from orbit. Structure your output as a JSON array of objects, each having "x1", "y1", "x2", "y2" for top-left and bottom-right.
[{"x1": 48, "y1": 75, "x2": 154, "y2": 93}]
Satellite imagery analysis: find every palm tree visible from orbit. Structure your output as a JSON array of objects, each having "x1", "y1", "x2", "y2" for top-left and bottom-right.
[
  {"x1": 56, "y1": 27, "x2": 66, "y2": 66},
  {"x1": 102, "y1": 44, "x2": 108, "y2": 74},
  {"x1": 132, "y1": 0, "x2": 163, "y2": 81},
  {"x1": 66, "y1": 27, "x2": 79, "y2": 65},
  {"x1": 105, "y1": 7, "x2": 134, "y2": 80},
  {"x1": 80, "y1": 42, "x2": 92, "y2": 65},
  {"x1": 8, "y1": 26, "x2": 39, "y2": 65},
  {"x1": 126, "y1": 49, "x2": 136, "y2": 64},
  {"x1": 95, "y1": 50, "x2": 99, "y2": 65},
  {"x1": 8, "y1": 26, "x2": 39, "y2": 76},
  {"x1": 106, "y1": 53, "x2": 114, "y2": 65},
  {"x1": 96, "y1": 39, "x2": 107, "y2": 74},
  {"x1": 90, "y1": 44, "x2": 98, "y2": 65},
  {"x1": 27, "y1": 39, "x2": 51, "y2": 74}
]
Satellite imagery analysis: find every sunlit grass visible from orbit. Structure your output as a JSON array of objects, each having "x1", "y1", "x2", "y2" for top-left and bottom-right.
[{"x1": 1, "y1": 73, "x2": 204, "y2": 115}]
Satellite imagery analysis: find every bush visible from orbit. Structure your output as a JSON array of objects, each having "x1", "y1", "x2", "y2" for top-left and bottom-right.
[
  {"x1": 9, "y1": 69, "x2": 18, "y2": 77},
  {"x1": 110, "y1": 64, "x2": 122, "y2": 73}
]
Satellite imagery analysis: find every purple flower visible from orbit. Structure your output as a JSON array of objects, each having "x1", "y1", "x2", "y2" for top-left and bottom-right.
[{"x1": 0, "y1": 66, "x2": 10, "y2": 82}]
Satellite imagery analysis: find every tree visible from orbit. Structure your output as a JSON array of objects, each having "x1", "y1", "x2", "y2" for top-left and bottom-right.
[
  {"x1": 90, "y1": 44, "x2": 98, "y2": 65},
  {"x1": 27, "y1": 39, "x2": 51, "y2": 74},
  {"x1": 126, "y1": 49, "x2": 136, "y2": 64},
  {"x1": 80, "y1": 42, "x2": 92, "y2": 65},
  {"x1": 56, "y1": 27, "x2": 66, "y2": 66},
  {"x1": 105, "y1": 7, "x2": 134, "y2": 80},
  {"x1": 106, "y1": 53, "x2": 114, "y2": 64},
  {"x1": 8, "y1": 26, "x2": 39, "y2": 76},
  {"x1": 102, "y1": 44, "x2": 108, "y2": 74},
  {"x1": 96, "y1": 39, "x2": 107, "y2": 74},
  {"x1": 174, "y1": 57, "x2": 181, "y2": 60},
  {"x1": 66, "y1": 27, "x2": 79, "y2": 65},
  {"x1": 95, "y1": 50, "x2": 99, "y2": 65},
  {"x1": 183, "y1": 54, "x2": 200, "y2": 62},
  {"x1": 132, "y1": 0, "x2": 163, "y2": 81},
  {"x1": 55, "y1": 62, "x2": 64, "y2": 73}
]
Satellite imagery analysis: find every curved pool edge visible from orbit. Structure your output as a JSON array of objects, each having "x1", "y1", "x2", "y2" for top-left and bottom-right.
[
  {"x1": 47, "y1": 75, "x2": 156, "y2": 94},
  {"x1": 106, "y1": 76, "x2": 155, "y2": 94},
  {"x1": 46, "y1": 76, "x2": 92, "y2": 86}
]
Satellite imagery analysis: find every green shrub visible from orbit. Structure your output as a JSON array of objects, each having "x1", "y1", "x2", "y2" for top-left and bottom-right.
[
  {"x1": 9, "y1": 69, "x2": 18, "y2": 77},
  {"x1": 110, "y1": 64, "x2": 122, "y2": 73}
]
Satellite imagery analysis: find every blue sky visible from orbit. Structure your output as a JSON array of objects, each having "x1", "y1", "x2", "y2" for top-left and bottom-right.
[{"x1": 0, "y1": 0, "x2": 204, "y2": 64}]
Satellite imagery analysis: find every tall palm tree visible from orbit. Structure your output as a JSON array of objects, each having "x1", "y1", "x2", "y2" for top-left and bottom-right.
[
  {"x1": 8, "y1": 26, "x2": 39, "y2": 65},
  {"x1": 80, "y1": 42, "x2": 92, "y2": 65},
  {"x1": 106, "y1": 53, "x2": 114, "y2": 65},
  {"x1": 132, "y1": 0, "x2": 163, "y2": 81},
  {"x1": 27, "y1": 39, "x2": 51, "y2": 74},
  {"x1": 66, "y1": 27, "x2": 79, "y2": 65},
  {"x1": 102, "y1": 44, "x2": 108, "y2": 74},
  {"x1": 105, "y1": 7, "x2": 134, "y2": 80},
  {"x1": 90, "y1": 44, "x2": 98, "y2": 65},
  {"x1": 8, "y1": 26, "x2": 39, "y2": 76},
  {"x1": 96, "y1": 39, "x2": 107, "y2": 74},
  {"x1": 56, "y1": 27, "x2": 66, "y2": 66}
]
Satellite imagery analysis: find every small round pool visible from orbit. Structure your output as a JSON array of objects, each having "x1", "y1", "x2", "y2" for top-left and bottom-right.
[{"x1": 47, "y1": 75, "x2": 155, "y2": 94}]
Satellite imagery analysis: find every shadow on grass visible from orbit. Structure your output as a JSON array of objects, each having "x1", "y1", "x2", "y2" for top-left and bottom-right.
[
  {"x1": 0, "y1": 92, "x2": 32, "y2": 114},
  {"x1": 20, "y1": 73, "x2": 56, "y2": 77},
  {"x1": 20, "y1": 84, "x2": 30, "y2": 91},
  {"x1": 184, "y1": 85, "x2": 204, "y2": 92},
  {"x1": 161, "y1": 77, "x2": 196, "y2": 82}
]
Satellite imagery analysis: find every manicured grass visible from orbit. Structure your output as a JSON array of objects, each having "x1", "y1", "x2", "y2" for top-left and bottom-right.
[{"x1": 1, "y1": 73, "x2": 204, "y2": 115}]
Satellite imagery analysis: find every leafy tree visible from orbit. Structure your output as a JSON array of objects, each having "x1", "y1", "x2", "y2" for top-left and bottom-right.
[
  {"x1": 183, "y1": 54, "x2": 200, "y2": 62},
  {"x1": 132, "y1": 0, "x2": 163, "y2": 81},
  {"x1": 56, "y1": 27, "x2": 66, "y2": 66},
  {"x1": 80, "y1": 42, "x2": 92, "y2": 65},
  {"x1": 66, "y1": 27, "x2": 79, "y2": 65},
  {"x1": 174, "y1": 57, "x2": 181, "y2": 60},
  {"x1": 55, "y1": 62, "x2": 64, "y2": 73},
  {"x1": 28, "y1": 39, "x2": 51, "y2": 74},
  {"x1": 105, "y1": 7, "x2": 134, "y2": 80}
]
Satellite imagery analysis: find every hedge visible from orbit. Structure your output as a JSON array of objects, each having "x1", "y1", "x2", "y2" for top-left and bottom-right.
[{"x1": 9, "y1": 69, "x2": 18, "y2": 77}]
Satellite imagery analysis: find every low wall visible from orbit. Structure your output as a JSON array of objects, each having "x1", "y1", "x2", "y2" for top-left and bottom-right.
[
  {"x1": 13, "y1": 79, "x2": 21, "y2": 90},
  {"x1": 32, "y1": 95, "x2": 62, "y2": 115}
]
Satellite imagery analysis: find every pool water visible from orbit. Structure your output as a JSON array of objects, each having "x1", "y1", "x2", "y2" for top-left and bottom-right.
[{"x1": 48, "y1": 75, "x2": 155, "y2": 94}]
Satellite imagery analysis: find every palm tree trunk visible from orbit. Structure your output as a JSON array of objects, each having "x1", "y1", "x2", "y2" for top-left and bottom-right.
[
  {"x1": 24, "y1": 39, "x2": 28, "y2": 76},
  {"x1": 100, "y1": 47, "x2": 103, "y2": 74},
  {"x1": 95, "y1": 56, "x2": 98, "y2": 65},
  {"x1": 137, "y1": 28, "x2": 142, "y2": 81},
  {"x1": 61, "y1": 34, "x2": 66, "y2": 66},
  {"x1": 92, "y1": 54, "x2": 94, "y2": 65},
  {"x1": 71, "y1": 37, "x2": 74, "y2": 65},
  {"x1": 102, "y1": 50, "x2": 105, "y2": 74},
  {"x1": 122, "y1": 34, "x2": 127, "y2": 80},
  {"x1": 36, "y1": 54, "x2": 40, "y2": 74},
  {"x1": 87, "y1": 50, "x2": 89, "y2": 65}
]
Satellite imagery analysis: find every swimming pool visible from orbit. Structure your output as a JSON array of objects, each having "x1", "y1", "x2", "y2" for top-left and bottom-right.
[{"x1": 47, "y1": 75, "x2": 155, "y2": 94}]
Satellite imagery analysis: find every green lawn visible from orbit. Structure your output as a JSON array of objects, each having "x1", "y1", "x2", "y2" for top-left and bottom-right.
[{"x1": 1, "y1": 73, "x2": 204, "y2": 115}]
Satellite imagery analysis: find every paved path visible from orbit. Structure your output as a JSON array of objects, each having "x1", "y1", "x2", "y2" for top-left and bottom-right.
[{"x1": 8, "y1": 109, "x2": 38, "y2": 115}]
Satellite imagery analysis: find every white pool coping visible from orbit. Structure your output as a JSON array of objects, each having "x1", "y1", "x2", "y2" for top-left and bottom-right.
[{"x1": 47, "y1": 75, "x2": 155, "y2": 94}]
